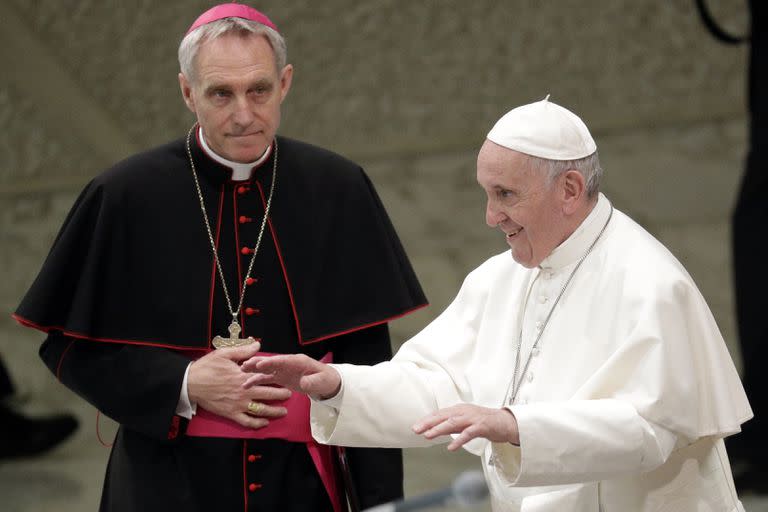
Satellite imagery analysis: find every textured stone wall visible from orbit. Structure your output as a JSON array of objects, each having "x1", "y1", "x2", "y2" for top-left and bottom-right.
[
  {"x1": 0, "y1": 0, "x2": 751, "y2": 507},
  {"x1": 0, "y1": 0, "x2": 750, "y2": 411},
  {"x1": 1, "y1": 0, "x2": 749, "y2": 327},
  {"x1": 3, "y1": 0, "x2": 749, "y2": 157}
]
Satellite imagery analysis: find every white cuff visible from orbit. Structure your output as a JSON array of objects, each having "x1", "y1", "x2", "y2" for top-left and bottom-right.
[{"x1": 175, "y1": 362, "x2": 198, "y2": 419}]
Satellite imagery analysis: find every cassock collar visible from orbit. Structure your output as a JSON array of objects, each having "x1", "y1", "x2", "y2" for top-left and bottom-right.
[
  {"x1": 192, "y1": 125, "x2": 273, "y2": 183},
  {"x1": 539, "y1": 192, "x2": 611, "y2": 271}
]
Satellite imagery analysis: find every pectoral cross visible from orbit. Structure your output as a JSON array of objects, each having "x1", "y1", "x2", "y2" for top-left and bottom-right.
[{"x1": 212, "y1": 320, "x2": 256, "y2": 349}]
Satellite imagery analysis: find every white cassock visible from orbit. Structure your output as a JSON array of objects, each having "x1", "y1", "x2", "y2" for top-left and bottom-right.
[{"x1": 311, "y1": 193, "x2": 752, "y2": 512}]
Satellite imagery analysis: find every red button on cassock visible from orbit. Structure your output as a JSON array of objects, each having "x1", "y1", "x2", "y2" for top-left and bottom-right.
[
  {"x1": 246, "y1": 277, "x2": 258, "y2": 286},
  {"x1": 248, "y1": 454, "x2": 257, "y2": 463},
  {"x1": 239, "y1": 215, "x2": 252, "y2": 224},
  {"x1": 245, "y1": 308, "x2": 261, "y2": 316},
  {"x1": 241, "y1": 247, "x2": 253, "y2": 255},
  {"x1": 237, "y1": 186, "x2": 249, "y2": 195},
  {"x1": 248, "y1": 483, "x2": 261, "y2": 492}
]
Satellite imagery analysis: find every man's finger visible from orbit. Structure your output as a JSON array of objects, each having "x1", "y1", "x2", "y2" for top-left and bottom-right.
[
  {"x1": 244, "y1": 402, "x2": 288, "y2": 418},
  {"x1": 249, "y1": 385, "x2": 292, "y2": 401},
  {"x1": 254, "y1": 355, "x2": 291, "y2": 371},
  {"x1": 422, "y1": 416, "x2": 469, "y2": 440},
  {"x1": 220, "y1": 342, "x2": 262, "y2": 362},
  {"x1": 241, "y1": 355, "x2": 268, "y2": 372},
  {"x1": 256, "y1": 354, "x2": 314, "y2": 372},
  {"x1": 234, "y1": 413, "x2": 269, "y2": 430},
  {"x1": 413, "y1": 411, "x2": 452, "y2": 434},
  {"x1": 447, "y1": 428, "x2": 478, "y2": 451},
  {"x1": 242, "y1": 373, "x2": 275, "y2": 388}
]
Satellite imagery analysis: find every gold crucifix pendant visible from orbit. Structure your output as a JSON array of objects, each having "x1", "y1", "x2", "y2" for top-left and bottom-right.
[{"x1": 212, "y1": 320, "x2": 256, "y2": 349}]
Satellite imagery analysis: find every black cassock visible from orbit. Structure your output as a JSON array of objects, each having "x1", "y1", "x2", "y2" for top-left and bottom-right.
[{"x1": 15, "y1": 132, "x2": 427, "y2": 512}]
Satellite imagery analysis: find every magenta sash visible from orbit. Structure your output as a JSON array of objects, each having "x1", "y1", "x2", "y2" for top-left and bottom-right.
[{"x1": 186, "y1": 352, "x2": 341, "y2": 512}]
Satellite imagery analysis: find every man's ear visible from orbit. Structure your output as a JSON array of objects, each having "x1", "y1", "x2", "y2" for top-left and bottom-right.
[
  {"x1": 278, "y1": 64, "x2": 294, "y2": 104},
  {"x1": 561, "y1": 169, "x2": 586, "y2": 215},
  {"x1": 179, "y1": 73, "x2": 196, "y2": 113}
]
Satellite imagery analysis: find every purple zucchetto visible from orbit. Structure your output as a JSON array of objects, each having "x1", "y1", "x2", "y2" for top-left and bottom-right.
[{"x1": 186, "y1": 3, "x2": 279, "y2": 35}]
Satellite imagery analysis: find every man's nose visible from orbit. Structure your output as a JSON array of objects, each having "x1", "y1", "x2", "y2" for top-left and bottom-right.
[
  {"x1": 231, "y1": 97, "x2": 255, "y2": 126},
  {"x1": 485, "y1": 202, "x2": 504, "y2": 227}
]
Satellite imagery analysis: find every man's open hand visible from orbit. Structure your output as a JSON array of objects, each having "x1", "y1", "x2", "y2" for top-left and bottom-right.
[{"x1": 241, "y1": 353, "x2": 341, "y2": 400}]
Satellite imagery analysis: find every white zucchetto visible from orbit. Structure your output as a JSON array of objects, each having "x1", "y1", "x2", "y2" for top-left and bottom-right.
[{"x1": 487, "y1": 96, "x2": 597, "y2": 161}]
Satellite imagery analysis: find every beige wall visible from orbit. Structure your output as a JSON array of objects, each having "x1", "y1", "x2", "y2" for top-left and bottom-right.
[{"x1": 0, "y1": 0, "x2": 751, "y2": 506}]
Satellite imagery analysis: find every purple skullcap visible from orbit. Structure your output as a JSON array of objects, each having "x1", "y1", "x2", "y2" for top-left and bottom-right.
[{"x1": 186, "y1": 3, "x2": 279, "y2": 35}]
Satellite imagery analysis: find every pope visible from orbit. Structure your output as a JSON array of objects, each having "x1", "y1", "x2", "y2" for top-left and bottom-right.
[{"x1": 243, "y1": 97, "x2": 752, "y2": 512}]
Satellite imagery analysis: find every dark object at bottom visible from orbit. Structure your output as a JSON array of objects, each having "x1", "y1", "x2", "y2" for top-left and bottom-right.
[
  {"x1": 732, "y1": 464, "x2": 768, "y2": 495},
  {"x1": 0, "y1": 402, "x2": 79, "y2": 459}
]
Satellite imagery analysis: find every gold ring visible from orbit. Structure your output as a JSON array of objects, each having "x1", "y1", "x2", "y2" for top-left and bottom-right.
[{"x1": 246, "y1": 401, "x2": 264, "y2": 415}]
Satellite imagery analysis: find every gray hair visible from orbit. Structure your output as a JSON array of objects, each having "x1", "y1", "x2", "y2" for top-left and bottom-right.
[
  {"x1": 178, "y1": 18, "x2": 287, "y2": 83},
  {"x1": 524, "y1": 151, "x2": 603, "y2": 198}
]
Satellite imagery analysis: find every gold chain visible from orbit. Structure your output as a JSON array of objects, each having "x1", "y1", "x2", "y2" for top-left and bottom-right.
[{"x1": 185, "y1": 126, "x2": 278, "y2": 323}]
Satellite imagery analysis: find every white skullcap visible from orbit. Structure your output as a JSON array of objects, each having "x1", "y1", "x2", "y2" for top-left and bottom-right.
[{"x1": 487, "y1": 95, "x2": 597, "y2": 160}]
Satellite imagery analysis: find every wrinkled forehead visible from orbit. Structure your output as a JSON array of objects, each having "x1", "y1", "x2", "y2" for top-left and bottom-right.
[
  {"x1": 476, "y1": 141, "x2": 549, "y2": 192},
  {"x1": 477, "y1": 141, "x2": 528, "y2": 175}
]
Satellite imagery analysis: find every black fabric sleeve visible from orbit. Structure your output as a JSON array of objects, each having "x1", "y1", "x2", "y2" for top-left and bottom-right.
[
  {"x1": 331, "y1": 324, "x2": 404, "y2": 508},
  {"x1": 39, "y1": 332, "x2": 192, "y2": 441}
]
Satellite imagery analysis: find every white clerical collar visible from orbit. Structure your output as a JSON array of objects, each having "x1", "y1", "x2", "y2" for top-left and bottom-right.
[
  {"x1": 539, "y1": 192, "x2": 611, "y2": 271},
  {"x1": 197, "y1": 126, "x2": 272, "y2": 181}
]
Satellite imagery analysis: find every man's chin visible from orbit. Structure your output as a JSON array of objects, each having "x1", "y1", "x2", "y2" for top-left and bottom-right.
[
  {"x1": 228, "y1": 145, "x2": 269, "y2": 164},
  {"x1": 509, "y1": 250, "x2": 537, "y2": 269}
]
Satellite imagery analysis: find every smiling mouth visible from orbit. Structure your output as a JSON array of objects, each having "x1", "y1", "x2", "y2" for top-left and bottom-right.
[{"x1": 506, "y1": 228, "x2": 522, "y2": 238}]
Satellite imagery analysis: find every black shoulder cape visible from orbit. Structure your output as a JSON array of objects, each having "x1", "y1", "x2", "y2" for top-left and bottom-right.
[{"x1": 14, "y1": 134, "x2": 427, "y2": 349}]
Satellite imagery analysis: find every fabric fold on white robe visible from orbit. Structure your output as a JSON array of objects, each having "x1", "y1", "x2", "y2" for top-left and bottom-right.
[{"x1": 311, "y1": 194, "x2": 751, "y2": 511}]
